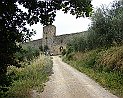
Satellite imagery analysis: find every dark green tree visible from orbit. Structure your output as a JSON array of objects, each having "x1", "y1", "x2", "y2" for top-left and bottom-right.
[
  {"x1": 88, "y1": 0, "x2": 123, "y2": 49},
  {"x1": 66, "y1": 0, "x2": 123, "y2": 54}
]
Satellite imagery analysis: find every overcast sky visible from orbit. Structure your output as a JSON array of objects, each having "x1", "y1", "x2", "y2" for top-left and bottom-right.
[{"x1": 29, "y1": 0, "x2": 115, "y2": 40}]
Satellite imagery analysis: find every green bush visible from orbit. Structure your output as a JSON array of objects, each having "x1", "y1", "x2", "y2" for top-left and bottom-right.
[
  {"x1": 63, "y1": 46, "x2": 123, "y2": 97},
  {"x1": 96, "y1": 46, "x2": 123, "y2": 73},
  {"x1": 6, "y1": 55, "x2": 53, "y2": 98},
  {"x1": 62, "y1": 49, "x2": 66, "y2": 56},
  {"x1": 66, "y1": 0, "x2": 123, "y2": 54},
  {"x1": 66, "y1": 52, "x2": 75, "y2": 61},
  {"x1": 15, "y1": 46, "x2": 40, "y2": 62}
]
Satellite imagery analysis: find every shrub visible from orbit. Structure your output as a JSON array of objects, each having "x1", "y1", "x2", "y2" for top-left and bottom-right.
[
  {"x1": 97, "y1": 46, "x2": 123, "y2": 73},
  {"x1": 66, "y1": 52, "x2": 75, "y2": 61},
  {"x1": 15, "y1": 46, "x2": 40, "y2": 62},
  {"x1": 6, "y1": 55, "x2": 53, "y2": 98},
  {"x1": 62, "y1": 49, "x2": 66, "y2": 56},
  {"x1": 63, "y1": 46, "x2": 123, "y2": 97}
]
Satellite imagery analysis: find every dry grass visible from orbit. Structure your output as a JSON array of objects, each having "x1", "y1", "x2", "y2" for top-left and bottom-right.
[
  {"x1": 63, "y1": 46, "x2": 123, "y2": 97},
  {"x1": 6, "y1": 55, "x2": 53, "y2": 98},
  {"x1": 98, "y1": 46, "x2": 123, "y2": 72}
]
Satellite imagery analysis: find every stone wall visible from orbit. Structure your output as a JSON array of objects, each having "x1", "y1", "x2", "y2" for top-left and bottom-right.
[
  {"x1": 52, "y1": 32, "x2": 86, "y2": 55},
  {"x1": 23, "y1": 25, "x2": 87, "y2": 55},
  {"x1": 23, "y1": 39, "x2": 42, "y2": 49}
]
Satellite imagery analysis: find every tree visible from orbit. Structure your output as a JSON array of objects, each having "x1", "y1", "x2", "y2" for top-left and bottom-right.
[
  {"x1": 0, "y1": 0, "x2": 92, "y2": 94},
  {"x1": 15, "y1": 46, "x2": 40, "y2": 62},
  {"x1": 89, "y1": 0, "x2": 123, "y2": 48},
  {"x1": 66, "y1": 0, "x2": 123, "y2": 54},
  {"x1": 67, "y1": 36, "x2": 87, "y2": 52}
]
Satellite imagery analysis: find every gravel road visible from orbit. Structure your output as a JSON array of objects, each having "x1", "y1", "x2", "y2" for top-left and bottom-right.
[{"x1": 32, "y1": 56, "x2": 118, "y2": 98}]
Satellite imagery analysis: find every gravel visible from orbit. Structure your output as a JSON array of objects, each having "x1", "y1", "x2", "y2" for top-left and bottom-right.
[{"x1": 32, "y1": 56, "x2": 118, "y2": 98}]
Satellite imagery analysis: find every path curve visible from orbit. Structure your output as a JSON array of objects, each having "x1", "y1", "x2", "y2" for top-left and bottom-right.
[{"x1": 33, "y1": 56, "x2": 118, "y2": 98}]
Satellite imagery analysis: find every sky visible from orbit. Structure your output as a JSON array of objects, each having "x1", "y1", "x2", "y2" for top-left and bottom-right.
[{"x1": 29, "y1": 0, "x2": 115, "y2": 40}]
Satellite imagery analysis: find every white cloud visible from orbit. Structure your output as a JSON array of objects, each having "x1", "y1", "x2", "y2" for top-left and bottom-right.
[
  {"x1": 29, "y1": 23, "x2": 43, "y2": 40},
  {"x1": 92, "y1": 0, "x2": 114, "y2": 8},
  {"x1": 53, "y1": 11, "x2": 91, "y2": 36}
]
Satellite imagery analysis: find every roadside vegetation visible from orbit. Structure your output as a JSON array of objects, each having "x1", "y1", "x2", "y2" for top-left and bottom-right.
[
  {"x1": 63, "y1": 47, "x2": 123, "y2": 97},
  {"x1": 1, "y1": 46, "x2": 53, "y2": 98},
  {"x1": 63, "y1": 0, "x2": 123, "y2": 97},
  {"x1": 7, "y1": 55, "x2": 52, "y2": 98}
]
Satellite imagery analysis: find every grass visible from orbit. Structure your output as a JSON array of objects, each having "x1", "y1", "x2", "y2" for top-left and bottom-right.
[
  {"x1": 6, "y1": 55, "x2": 53, "y2": 98},
  {"x1": 63, "y1": 46, "x2": 123, "y2": 98}
]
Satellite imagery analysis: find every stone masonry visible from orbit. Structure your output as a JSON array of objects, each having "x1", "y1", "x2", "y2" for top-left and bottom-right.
[{"x1": 23, "y1": 25, "x2": 86, "y2": 55}]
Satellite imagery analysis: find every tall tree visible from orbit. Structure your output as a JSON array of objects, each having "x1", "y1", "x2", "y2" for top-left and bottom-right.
[
  {"x1": 0, "y1": 0, "x2": 92, "y2": 94},
  {"x1": 89, "y1": 0, "x2": 123, "y2": 48}
]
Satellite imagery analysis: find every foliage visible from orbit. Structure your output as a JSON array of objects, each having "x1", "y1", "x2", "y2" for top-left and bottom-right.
[
  {"x1": 66, "y1": 0, "x2": 123, "y2": 55},
  {"x1": 6, "y1": 55, "x2": 53, "y2": 98},
  {"x1": 89, "y1": 0, "x2": 123, "y2": 47},
  {"x1": 66, "y1": 46, "x2": 123, "y2": 74},
  {"x1": 62, "y1": 49, "x2": 66, "y2": 56},
  {"x1": 66, "y1": 52, "x2": 75, "y2": 61},
  {"x1": 16, "y1": 46, "x2": 40, "y2": 62},
  {"x1": 0, "y1": 0, "x2": 92, "y2": 93},
  {"x1": 96, "y1": 46, "x2": 123, "y2": 73},
  {"x1": 63, "y1": 46, "x2": 123, "y2": 97},
  {"x1": 67, "y1": 36, "x2": 87, "y2": 52},
  {"x1": 66, "y1": 45, "x2": 74, "y2": 56},
  {"x1": 63, "y1": 1, "x2": 123, "y2": 97}
]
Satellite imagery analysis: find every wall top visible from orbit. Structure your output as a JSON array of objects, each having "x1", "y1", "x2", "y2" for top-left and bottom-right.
[
  {"x1": 43, "y1": 25, "x2": 56, "y2": 38},
  {"x1": 43, "y1": 25, "x2": 56, "y2": 28}
]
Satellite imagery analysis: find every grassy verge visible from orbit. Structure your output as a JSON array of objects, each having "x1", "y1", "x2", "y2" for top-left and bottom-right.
[
  {"x1": 6, "y1": 55, "x2": 53, "y2": 98},
  {"x1": 63, "y1": 47, "x2": 123, "y2": 98}
]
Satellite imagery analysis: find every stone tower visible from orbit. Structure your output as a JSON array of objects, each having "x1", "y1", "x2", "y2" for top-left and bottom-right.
[
  {"x1": 42, "y1": 25, "x2": 56, "y2": 54},
  {"x1": 23, "y1": 25, "x2": 85, "y2": 55}
]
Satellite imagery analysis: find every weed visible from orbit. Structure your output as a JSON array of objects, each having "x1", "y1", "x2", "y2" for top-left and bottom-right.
[
  {"x1": 63, "y1": 46, "x2": 123, "y2": 97},
  {"x1": 6, "y1": 55, "x2": 53, "y2": 98}
]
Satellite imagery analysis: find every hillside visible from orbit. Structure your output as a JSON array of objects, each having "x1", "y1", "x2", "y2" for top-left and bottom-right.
[{"x1": 63, "y1": 46, "x2": 123, "y2": 98}]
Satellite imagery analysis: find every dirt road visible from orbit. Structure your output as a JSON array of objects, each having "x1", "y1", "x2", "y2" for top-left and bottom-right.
[{"x1": 33, "y1": 56, "x2": 118, "y2": 98}]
